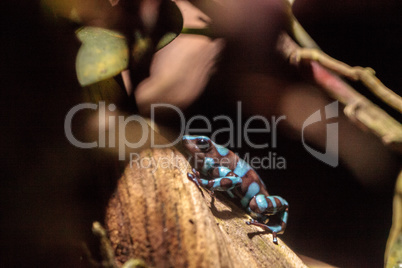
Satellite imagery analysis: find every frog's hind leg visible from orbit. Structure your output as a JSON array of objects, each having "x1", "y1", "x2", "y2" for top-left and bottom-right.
[
  {"x1": 246, "y1": 218, "x2": 287, "y2": 244},
  {"x1": 246, "y1": 194, "x2": 289, "y2": 244}
]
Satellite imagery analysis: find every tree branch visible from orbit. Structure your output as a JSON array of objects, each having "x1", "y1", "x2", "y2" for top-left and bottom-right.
[
  {"x1": 278, "y1": 33, "x2": 402, "y2": 153},
  {"x1": 104, "y1": 148, "x2": 307, "y2": 267},
  {"x1": 289, "y1": 48, "x2": 402, "y2": 114}
]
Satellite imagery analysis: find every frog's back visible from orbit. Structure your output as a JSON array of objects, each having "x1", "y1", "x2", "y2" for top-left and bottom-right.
[{"x1": 232, "y1": 158, "x2": 269, "y2": 197}]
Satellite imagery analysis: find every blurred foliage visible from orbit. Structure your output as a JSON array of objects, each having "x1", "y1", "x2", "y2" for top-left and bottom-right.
[
  {"x1": 42, "y1": 0, "x2": 183, "y2": 88},
  {"x1": 156, "y1": 32, "x2": 180, "y2": 50},
  {"x1": 386, "y1": 171, "x2": 402, "y2": 268},
  {"x1": 82, "y1": 77, "x2": 124, "y2": 104},
  {"x1": 386, "y1": 233, "x2": 402, "y2": 268},
  {"x1": 76, "y1": 27, "x2": 129, "y2": 86},
  {"x1": 41, "y1": 0, "x2": 81, "y2": 23}
]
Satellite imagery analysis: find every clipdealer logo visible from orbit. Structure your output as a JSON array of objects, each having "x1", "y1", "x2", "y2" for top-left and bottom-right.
[
  {"x1": 301, "y1": 101, "x2": 339, "y2": 167},
  {"x1": 64, "y1": 101, "x2": 339, "y2": 167}
]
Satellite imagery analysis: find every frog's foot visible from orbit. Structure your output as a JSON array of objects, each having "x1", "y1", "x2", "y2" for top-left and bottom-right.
[
  {"x1": 187, "y1": 168, "x2": 202, "y2": 187},
  {"x1": 192, "y1": 168, "x2": 200, "y2": 178},
  {"x1": 246, "y1": 219, "x2": 279, "y2": 244}
]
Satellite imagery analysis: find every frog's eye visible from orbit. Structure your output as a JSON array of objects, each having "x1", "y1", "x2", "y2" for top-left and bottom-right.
[{"x1": 196, "y1": 138, "x2": 210, "y2": 151}]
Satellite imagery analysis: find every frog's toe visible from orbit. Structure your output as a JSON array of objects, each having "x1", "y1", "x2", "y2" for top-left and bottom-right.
[
  {"x1": 245, "y1": 219, "x2": 256, "y2": 225},
  {"x1": 272, "y1": 233, "x2": 278, "y2": 244},
  {"x1": 187, "y1": 172, "x2": 201, "y2": 187},
  {"x1": 191, "y1": 168, "x2": 200, "y2": 178}
]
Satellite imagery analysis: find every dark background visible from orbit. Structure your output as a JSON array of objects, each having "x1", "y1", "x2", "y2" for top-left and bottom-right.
[{"x1": 0, "y1": 0, "x2": 401, "y2": 267}]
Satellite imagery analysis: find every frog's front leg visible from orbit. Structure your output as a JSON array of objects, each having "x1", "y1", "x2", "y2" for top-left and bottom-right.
[
  {"x1": 187, "y1": 168, "x2": 242, "y2": 193},
  {"x1": 246, "y1": 195, "x2": 289, "y2": 244},
  {"x1": 207, "y1": 166, "x2": 238, "y2": 197},
  {"x1": 187, "y1": 168, "x2": 202, "y2": 187},
  {"x1": 201, "y1": 176, "x2": 242, "y2": 192}
]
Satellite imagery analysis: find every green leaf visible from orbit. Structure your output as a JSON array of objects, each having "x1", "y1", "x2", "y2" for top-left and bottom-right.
[
  {"x1": 153, "y1": 1, "x2": 183, "y2": 51},
  {"x1": 76, "y1": 27, "x2": 129, "y2": 86},
  {"x1": 156, "y1": 32, "x2": 179, "y2": 50}
]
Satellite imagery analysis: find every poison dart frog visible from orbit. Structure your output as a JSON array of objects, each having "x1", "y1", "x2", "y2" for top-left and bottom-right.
[{"x1": 182, "y1": 135, "x2": 289, "y2": 244}]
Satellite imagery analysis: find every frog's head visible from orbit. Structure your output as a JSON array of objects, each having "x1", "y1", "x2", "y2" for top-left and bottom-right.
[
  {"x1": 182, "y1": 135, "x2": 217, "y2": 171},
  {"x1": 182, "y1": 135, "x2": 213, "y2": 158},
  {"x1": 182, "y1": 135, "x2": 232, "y2": 172}
]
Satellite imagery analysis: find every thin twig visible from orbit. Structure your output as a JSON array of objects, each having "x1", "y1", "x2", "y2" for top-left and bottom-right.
[
  {"x1": 92, "y1": 222, "x2": 117, "y2": 268},
  {"x1": 289, "y1": 15, "x2": 320, "y2": 49},
  {"x1": 279, "y1": 33, "x2": 402, "y2": 153},
  {"x1": 290, "y1": 48, "x2": 402, "y2": 113}
]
